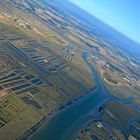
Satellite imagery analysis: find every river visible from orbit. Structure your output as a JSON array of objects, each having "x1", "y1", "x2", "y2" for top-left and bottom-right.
[{"x1": 28, "y1": 52, "x2": 119, "y2": 140}]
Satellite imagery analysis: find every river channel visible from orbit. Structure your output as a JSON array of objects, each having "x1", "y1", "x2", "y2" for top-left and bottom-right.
[{"x1": 29, "y1": 52, "x2": 132, "y2": 140}]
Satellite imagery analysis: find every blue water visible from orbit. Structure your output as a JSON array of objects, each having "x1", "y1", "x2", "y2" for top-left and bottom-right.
[{"x1": 28, "y1": 52, "x2": 115, "y2": 140}]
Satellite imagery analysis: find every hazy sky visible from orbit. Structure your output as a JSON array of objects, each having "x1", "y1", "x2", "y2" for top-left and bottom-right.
[{"x1": 69, "y1": 0, "x2": 140, "y2": 44}]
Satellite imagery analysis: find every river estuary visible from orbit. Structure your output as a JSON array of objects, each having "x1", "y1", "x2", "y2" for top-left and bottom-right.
[{"x1": 29, "y1": 52, "x2": 135, "y2": 140}]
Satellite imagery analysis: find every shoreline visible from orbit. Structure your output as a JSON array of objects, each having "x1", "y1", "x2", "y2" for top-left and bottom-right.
[
  {"x1": 17, "y1": 52, "x2": 105, "y2": 140},
  {"x1": 17, "y1": 86, "x2": 97, "y2": 140}
]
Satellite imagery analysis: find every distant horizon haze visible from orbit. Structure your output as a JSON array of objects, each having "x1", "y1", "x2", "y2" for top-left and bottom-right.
[{"x1": 69, "y1": 0, "x2": 140, "y2": 45}]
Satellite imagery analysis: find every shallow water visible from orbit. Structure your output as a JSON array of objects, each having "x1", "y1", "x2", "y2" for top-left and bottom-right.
[{"x1": 29, "y1": 52, "x2": 126, "y2": 140}]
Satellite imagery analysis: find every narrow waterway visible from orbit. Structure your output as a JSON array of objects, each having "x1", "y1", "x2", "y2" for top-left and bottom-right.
[{"x1": 28, "y1": 52, "x2": 119, "y2": 140}]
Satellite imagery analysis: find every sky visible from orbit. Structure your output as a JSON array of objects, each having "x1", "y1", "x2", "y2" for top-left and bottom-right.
[{"x1": 69, "y1": 0, "x2": 140, "y2": 44}]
